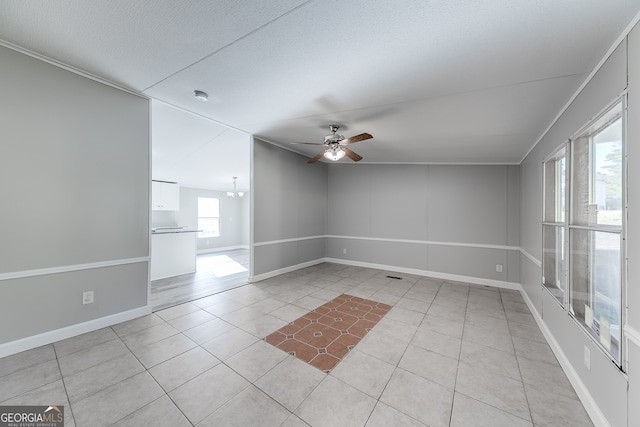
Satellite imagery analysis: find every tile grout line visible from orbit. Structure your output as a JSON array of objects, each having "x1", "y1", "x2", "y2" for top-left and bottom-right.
[
  {"x1": 361, "y1": 279, "x2": 441, "y2": 427},
  {"x1": 116, "y1": 314, "x2": 196, "y2": 426},
  {"x1": 447, "y1": 282, "x2": 470, "y2": 426},
  {"x1": 501, "y1": 291, "x2": 536, "y2": 426},
  {"x1": 451, "y1": 290, "x2": 538, "y2": 425},
  {"x1": 51, "y1": 343, "x2": 76, "y2": 427}
]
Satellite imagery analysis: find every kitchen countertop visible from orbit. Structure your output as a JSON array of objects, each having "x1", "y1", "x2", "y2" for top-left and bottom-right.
[{"x1": 152, "y1": 227, "x2": 201, "y2": 234}]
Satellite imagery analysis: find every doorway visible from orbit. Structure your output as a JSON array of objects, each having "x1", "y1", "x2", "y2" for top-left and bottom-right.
[{"x1": 150, "y1": 100, "x2": 251, "y2": 311}]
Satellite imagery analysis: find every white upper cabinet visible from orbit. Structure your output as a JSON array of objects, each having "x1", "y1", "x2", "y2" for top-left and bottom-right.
[{"x1": 152, "y1": 180, "x2": 180, "y2": 211}]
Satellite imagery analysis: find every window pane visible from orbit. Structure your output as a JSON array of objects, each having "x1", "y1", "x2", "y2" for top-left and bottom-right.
[
  {"x1": 571, "y1": 136, "x2": 593, "y2": 226},
  {"x1": 543, "y1": 225, "x2": 564, "y2": 302},
  {"x1": 556, "y1": 156, "x2": 566, "y2": 223},
  {"x1": 570, "y1": 229, "x2": 621, "y2": 362},
  {"x1": 198, "y1": 218, "x2": 220, "y2": 238},
  {"x1": 544, "y1": 149, "x2": 566, "y2": 223},
  {"x1": 198, "y1": 197, "x2": 219, "y2": 217},
  {"x1": 571, "y1": 104, "x2": 622, "y2": 227},
  {"x1": 593, "y1": 118, "x2": 622, "y2": 226}
]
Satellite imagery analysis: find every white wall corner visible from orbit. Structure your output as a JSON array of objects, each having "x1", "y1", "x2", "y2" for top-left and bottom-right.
[{"x1": 249, "y1": 258, "x2": 326, "y2": 283}]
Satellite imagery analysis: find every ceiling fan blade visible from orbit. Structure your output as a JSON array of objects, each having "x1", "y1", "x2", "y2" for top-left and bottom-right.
[
  {"x1": 291, "y1": 142, "x2": 326, "y2": 145},
  {"x1": 307, "y1": 150, "x2": 327, "y2": 164},
  {"x1": 343, "y1": 147, "x2": 363, "y2": 162},
  {"x1": 340, "y1": 133, "x2": 373, "y2": 145}
]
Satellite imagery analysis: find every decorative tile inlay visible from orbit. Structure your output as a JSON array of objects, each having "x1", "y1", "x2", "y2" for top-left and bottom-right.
[{"x1": 265, "y1": 294, "x2": 391, "y2": 372}]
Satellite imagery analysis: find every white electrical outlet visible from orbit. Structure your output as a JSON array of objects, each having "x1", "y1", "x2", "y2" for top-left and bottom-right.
[
  {"x1": 496, "y1": 264, "x2": 503, "y2": 272},
  {"x1": 584, "y1": 345, "x2": 591, "y2": 370},
  {"x1": 343, "y1": 248, "x2": 347, "y2": 254},
  {"x1": 82, "y1": 291, "x2": 94, "y2": 305}
]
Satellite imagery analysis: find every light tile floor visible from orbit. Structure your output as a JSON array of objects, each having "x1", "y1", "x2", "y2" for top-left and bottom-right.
[{"x1": 0, "y1": 263, "x2": 594, "y2": 427}]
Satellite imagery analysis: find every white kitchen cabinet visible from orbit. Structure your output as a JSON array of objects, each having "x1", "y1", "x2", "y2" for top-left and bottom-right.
[
  {"x1": 150, "y1": 231, "x2": 197, "y2": 280},
  {"x1": 152, "y1": 180, "x2": 180, "y2": 211}
]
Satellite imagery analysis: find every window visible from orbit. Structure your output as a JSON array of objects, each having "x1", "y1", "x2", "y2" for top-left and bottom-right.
[
  {"x1": 198, "y1": 197, "x2": 220, "y2": 238},
  {"x1": 569, "y1": 101, "x2": 624, "y2": 363},
  {"x1": 542, "y1": 146, "x2": 567, "y2": 304}
]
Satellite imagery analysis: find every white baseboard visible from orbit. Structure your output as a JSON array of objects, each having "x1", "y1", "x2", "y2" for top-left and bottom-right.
[
  {"x1": 520, "y1": 288, "x2": 609, "y2": 427},
  {"x1": 197, "y1": 245, "x2": 249, "y2": 255},
  {"x1": 325, "y1": 257, "x2": 521, "y2": 290},
  {"x1": 249, "y1": 259, "x2": 326, "y2": 283},
  {"x1": 0, "y1": 305, "x2": 152, "y2": 359},
  {"x1": 251, "y1": 257, "x2": 520, "y2": 290}
]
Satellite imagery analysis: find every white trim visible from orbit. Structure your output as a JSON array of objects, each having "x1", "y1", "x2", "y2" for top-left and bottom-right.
[
  {"x1": 520, "y1": 289, "x2": 610, "y2": 427},
  {"x1": 147, "y1": 104, "x2": 154, "y2": 315},
  {"x1": 519, "y1": 248, "x2": 542, "y2": 267},
  {"x1": 153, "y1": 99, "x2": 252, "y2": 137},
  {"x1": 251, "y1": 255, "x2": 520, "y2": 290},
  {"x1": 197, "y1": 245, "x2": 249, "y2": 255},
  {"x1": 335, "y1": 161, "x2": 520, "y2": 166},
  {"x1": 325, "y1": 257, "x2": 521, "y2": 290},
  {"x1": 568, "y1": 94, "x2": 627, "y2": 142},
  {"x1": 626, "y1": 325, "x2": 640, "y2": 348},
  {"x1": 0, "y1": 305, "x2": 152, "y2": 359},
  {"x1": 0, "y1": 40, "x2": 147, "y2": 99},
  {"x1": 254, "y1": 136, "x2": 522, "y2": 166},
  {"x1": 520, "y1": 9, "x2": 640, "y2": 164},
  {"x1": 0, "y1": 257, "x2": 150, "y2": 281},
  {"x1": 328, "y1": 235, "x2": 519, "y2": 251},
  {"x1": 253, "y1": 236, "x2": 325, "y2": 247},
  {"x1": 249, "y1": 137, "x2": 255, "y2": 279},
  {"x1": 254, "y1": 135, "x2": 318, "y2": 161},
  {"x1": 249, "y1": 258, "x2": 326, "y2": 282},
  {"x1": 254, "y1": 235, "x2": 520, "y2": 252}
]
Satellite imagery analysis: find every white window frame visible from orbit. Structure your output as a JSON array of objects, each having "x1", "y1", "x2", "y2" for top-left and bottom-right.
[
  {"x1": 567, "y1": 96, "x2": 626, "y2": 367},
  {"x1": 542, "y1": 144, "x2": 569, "y2": 308},
  {"x1": 198, "y1": 197, "x2": 220, "y2": 238}
]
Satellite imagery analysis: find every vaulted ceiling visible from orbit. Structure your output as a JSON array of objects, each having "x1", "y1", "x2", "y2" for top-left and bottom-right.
[{"x1": 1, "y1": 1, "x2": 639, "y2": 189}]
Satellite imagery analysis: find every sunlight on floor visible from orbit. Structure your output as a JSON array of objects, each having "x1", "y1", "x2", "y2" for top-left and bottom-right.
[{"x1": 198, "y1": 255, "x2": 248, "y2": 277}]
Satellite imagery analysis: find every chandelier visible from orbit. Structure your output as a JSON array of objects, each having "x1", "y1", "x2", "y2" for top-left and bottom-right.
[{"x1": 227, "y1": 177, "x2": 244, "y2": 198}]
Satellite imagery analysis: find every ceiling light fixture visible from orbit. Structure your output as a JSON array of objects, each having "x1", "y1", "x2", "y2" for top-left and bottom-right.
[
  {"x1": 227, "y1": 177, "x2": 244, "y2": 198},
  {"x1": 194, "y1": 90, "x2": 209, "y2": 102},
  {"x1": 323, "y1": 146, "x2": 346, "y2": 161}
]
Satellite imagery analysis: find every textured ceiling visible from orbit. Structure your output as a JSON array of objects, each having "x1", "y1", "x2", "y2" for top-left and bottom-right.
[{"x1": 1, "y1": 0, "x2": 639, "y2": 188}]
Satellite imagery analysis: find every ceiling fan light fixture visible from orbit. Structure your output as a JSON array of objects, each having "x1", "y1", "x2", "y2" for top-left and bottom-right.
[
  {"x1": 301, "y1": 124, "x2": 372, "y2": 164},
  {"x1": 194, "y1": 90, "x2": 209, "y2": 102},
  {"x1": 324, "y1": 147, "x2": 346, "y2": 161}
]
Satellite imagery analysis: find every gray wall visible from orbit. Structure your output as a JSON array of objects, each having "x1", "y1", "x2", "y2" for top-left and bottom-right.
[
  {"x1": 326, "y1": 164, "x2": 520, "y2": 284},
  {"x1": 626, "y1": 21, "x2": 640, "y2": 427},
  {"x1": 519, "y1": 31, "x2": 637, "y2": 427},
  {"x1": 0, "y1": 46, "x2": 150, "y2": 346},
  {"x1": 152, "y1": 186, "x2": 249, "y2": 251},
  {"x1": 252, "y1": 139, "x2": 328, "y2": 277},
  {"x1": 251, "y1": 141, "x2": 519, "y2": 285}
]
